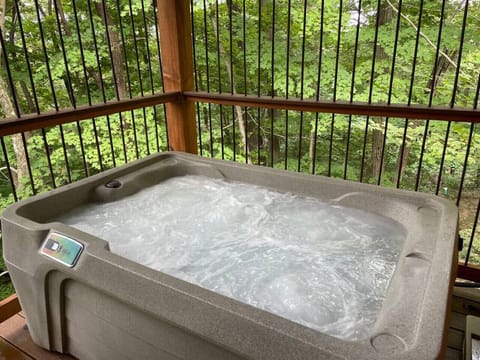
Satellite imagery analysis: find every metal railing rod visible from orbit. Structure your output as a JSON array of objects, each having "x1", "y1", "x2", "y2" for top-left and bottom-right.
[
  {"x1": 33, "y1": 0, "x2": 58, "y2": 111},
  {"x1": 202, "y1": 0, "x2": 213, "y2": 157},
  {"x1": 0, "y1": 22, "x2": 36, "y2": 193},
  {"x1": 456, "y1": 123, "x2": 475, "y2": 206},
  {"x1": 71, "y1": 0, "x2": 91, "y2": 177},
  {"x1": 0, "y1": 93, "x2": 180, "y2": 137},
  {"x1": 378, "y1": 0, "x2": 403, "y2": 186},
  {"x1": 191, "y1": 0, "x2": 203, "y2": 155},
  {"x1": 140, "y1": 0, "x2": 159, "y2": 154},
  {"x1": 451, "y1": 0, "x2": 469, "y2": 108},
  {"x1": 269, "y1": 0, "x2": 276, "y2": 167},
  {"x1": 360, "y1": 0, "x2": 382, "y2": 182},
  {"x1": 297, "y1": 0, "x2": 308, "y2": 172},
  {"x1": 91, "y1": 119, "x2": 104, "y2": 173},
  {"x1": 435, "y1": 121, "x2": 451, "y2": 195},
  {"x1": 86, "y1": 0, "x2": 110, "y2": 170},
  {"x1": 228, "y1": 4, "x2": 236, "y2": 162},
  {"x1": 184, "y1": 92, "x2": 480, "y2": 123},
  {"x1": 312, "y1": 0, "x2": 325, "y2": 175},
  {"x1": 397, "y1": 0, "x2": 424, "y2": 189},
  {"x1": 329, "y1": 0, "x2": 343, "y2": 177},
  {"x1": 344, "y1": 0, "x2": 362, "y2": 180},
  {"x1": 127, "y1": 0, "x2": 147, "y2": 159},
  {"x1": 153, "y1": 0, "x2": 167, "y2": 151},
  {"x1": 215, "y1": 0, "x2": 225, "y2": 159},
  {"x1": 284, "y1": 0, "x2": 290, "y2": 169},
  {"x1": 243, "y1": 0, "x2": 248, "y2": 163},
  {"x1": 465, "y1": 197, "x2": 480, "y2": 265},
  {"x1": 256, "y1": 0, "x2": 262, "y2": 165},
  {"x1": 20, "y1": 133, "x2": 36, "y2": 195},
  {"x1": 41, "y1": 128, "x2": 56, "y2": 188},
  {"x1": 115, "y1": 0, "x2": 133, "y2": 163}
]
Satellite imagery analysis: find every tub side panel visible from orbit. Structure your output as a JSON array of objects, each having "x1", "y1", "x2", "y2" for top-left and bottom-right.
[{"x1": 63, "y1": 280, "x2": 243, "y2": 360}]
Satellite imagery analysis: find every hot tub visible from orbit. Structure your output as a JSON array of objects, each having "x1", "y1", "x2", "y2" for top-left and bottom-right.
[{"x1": 2, "y1": 151, "x2": 458, "y2": 360}]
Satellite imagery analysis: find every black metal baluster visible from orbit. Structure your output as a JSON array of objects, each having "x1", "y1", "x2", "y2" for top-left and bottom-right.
[
  {"x1": 115, "y1": 0, "x2": 136, "y2": 163},
  {"x1": 344, "y1": 0, "x2": 362, "y2": 180},
  {"x1": 243, "y1": 0, "x2": 248, "y2": 163},
  {"x1": 297, "y1": 0, "x2": 307, "y2": 173},
  {"x1": 41, "y1": 129, "x2": 57, "y2": 188},
  {"x1": 33, "y1": 0, "x2": 58, "y2": 111},
  {"x1": 1, "y1": 14, "x2": 35, "y2": 194},
  {"x1": 378, "y1": 0, "x2": 403, "y2": 186},
  {"x1": 153, "y1": 0, "x2": 167, "y2": 150},
  {"x1": 216, "y1": 0, "x2": 225, "y2": 159},
  {"x1": 86, "y1": 0, "x2": 106, "y2": 171},
  {"x1": 397, "y1": 0, "x2": 424, "y2": 189},
  {"x1": 124, "y1": 0, "x2": 143, "y2": 160},
  {"x1": 70, "y1": 0, "x2": 90, "y2": 177},
  {"x1": 140, "y1": 0, "x2": 157, "y2": 154},
  {"x1": 127, "y1": 0, "x2": 149, "y2": 156},
  {"x1": 436, "y1": 1, "x2": 469, "y2": 196},
  {"x1": 312, "y1": 0, "x2": 325, "y2": 175},
  {"x1": 20, "y1": 133, "x2": 36, "y2": 195},
  {"x1": 360, "y1": 0, "x2": 382, "y2": 183},
  {"x1": 269, "y1": 0, "x2": 276, "y2": 168},
  {"x1": 456, "y1": 123, "x2": 475, "y2": 206},
  {"x1": 257, "y1": 0, "x2": 262, "y2": 165},
  {"x1": 329, "y1": 0, "x2": 343, "y2": 177},
  {"x1": 465, "y1": 197, "x2": 480, "y2": 265},
  {"x1": 229, "y1": 2, "x2": 235, "y2": 161},
  {"x1": 102, "y1": 0, "x2": 121, "y2": 167},
  {"x1": 285, "y1": 0, "x2": 291, "y2": 170},
  {"x1": 191, "y1": 0, "x2": 203, "y2": 155},
  {"x1": 202, "y1": 0, "x2": 214, "y2": 157},
  {"x1": 416, "y1": 0, "x2": 447, "y2": 191}
]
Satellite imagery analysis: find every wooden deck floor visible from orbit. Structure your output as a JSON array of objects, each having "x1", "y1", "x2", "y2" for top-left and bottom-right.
[{"x1": 1, "y1": 287, "x2": 479, "y2": 360}]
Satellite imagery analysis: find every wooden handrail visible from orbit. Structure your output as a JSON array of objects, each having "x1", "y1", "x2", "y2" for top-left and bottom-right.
[
  {"x1": 1, "y1": 91, "x2": 479, "y2": 138},
  {"x1": 0, "y1": 92, "x2": 180, "y2": 137},
  {"x1": 184, "y1": 91, "x2": 480, "y2": 123}
]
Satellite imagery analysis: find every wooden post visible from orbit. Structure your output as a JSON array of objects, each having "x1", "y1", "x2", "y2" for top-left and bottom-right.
[{"x1": 157, "y1": 0, "x2": 197, "y2": 154}]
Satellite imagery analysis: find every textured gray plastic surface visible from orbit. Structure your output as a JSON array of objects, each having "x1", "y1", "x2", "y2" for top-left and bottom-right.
[{"x1": 2, "y1": 152, "x2": 458, "y2": 360}]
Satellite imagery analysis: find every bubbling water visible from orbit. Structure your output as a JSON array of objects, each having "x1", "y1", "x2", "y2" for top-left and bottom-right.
[{"x1": 57, "y1": 175, "x2": 406, "y2": 340}]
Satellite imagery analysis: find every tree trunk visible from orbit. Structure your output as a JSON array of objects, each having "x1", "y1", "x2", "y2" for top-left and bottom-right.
[
  {"x1": 210, "y1": 13, "x2": 251, "y2": 163},
  {"x1": 95, "y1": 2, "x2": 126, "y2": 99},
  {"x1": 371, "y1": 127, "x2": 384, "y2": 179},
  {"x1": 55, "y1": 0, "x2": 72, "y2": 35},
  {"x1": 394, "y1": 143, "x2": 411, "y2": 185},
  {"x1": 369, "y1": 5, "x2": 394, "y2": 180},
  {"x1": 0, "y1": 1, "x2": 28, "y2": 190},
  {"x1": 0, "y1": 78, "x2": 28, "y2": 189}
]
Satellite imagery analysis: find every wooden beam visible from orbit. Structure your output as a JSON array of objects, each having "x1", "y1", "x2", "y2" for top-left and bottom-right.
[
  {"x1": 184, "y1": 91, "x2": 480, "y2": 123},
  {"x1": 0, "y1": 294, "x2": 21, "y2": 323},
  {"x1": 0, "y1": 93, "x2": 180, "y2": 137},
  {"x1": 157, "y1": 0, "x2": 197, "y2": 154}
]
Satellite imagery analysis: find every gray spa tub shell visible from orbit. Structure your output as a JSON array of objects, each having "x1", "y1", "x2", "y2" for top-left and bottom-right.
[{"x1": 2, "y1": 151, "x2": 458, "y2": 360}]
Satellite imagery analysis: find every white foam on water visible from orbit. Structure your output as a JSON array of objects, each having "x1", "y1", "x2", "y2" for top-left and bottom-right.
[{"x1": 57, "y1": 175, "x2": 406, "y2": 341}]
